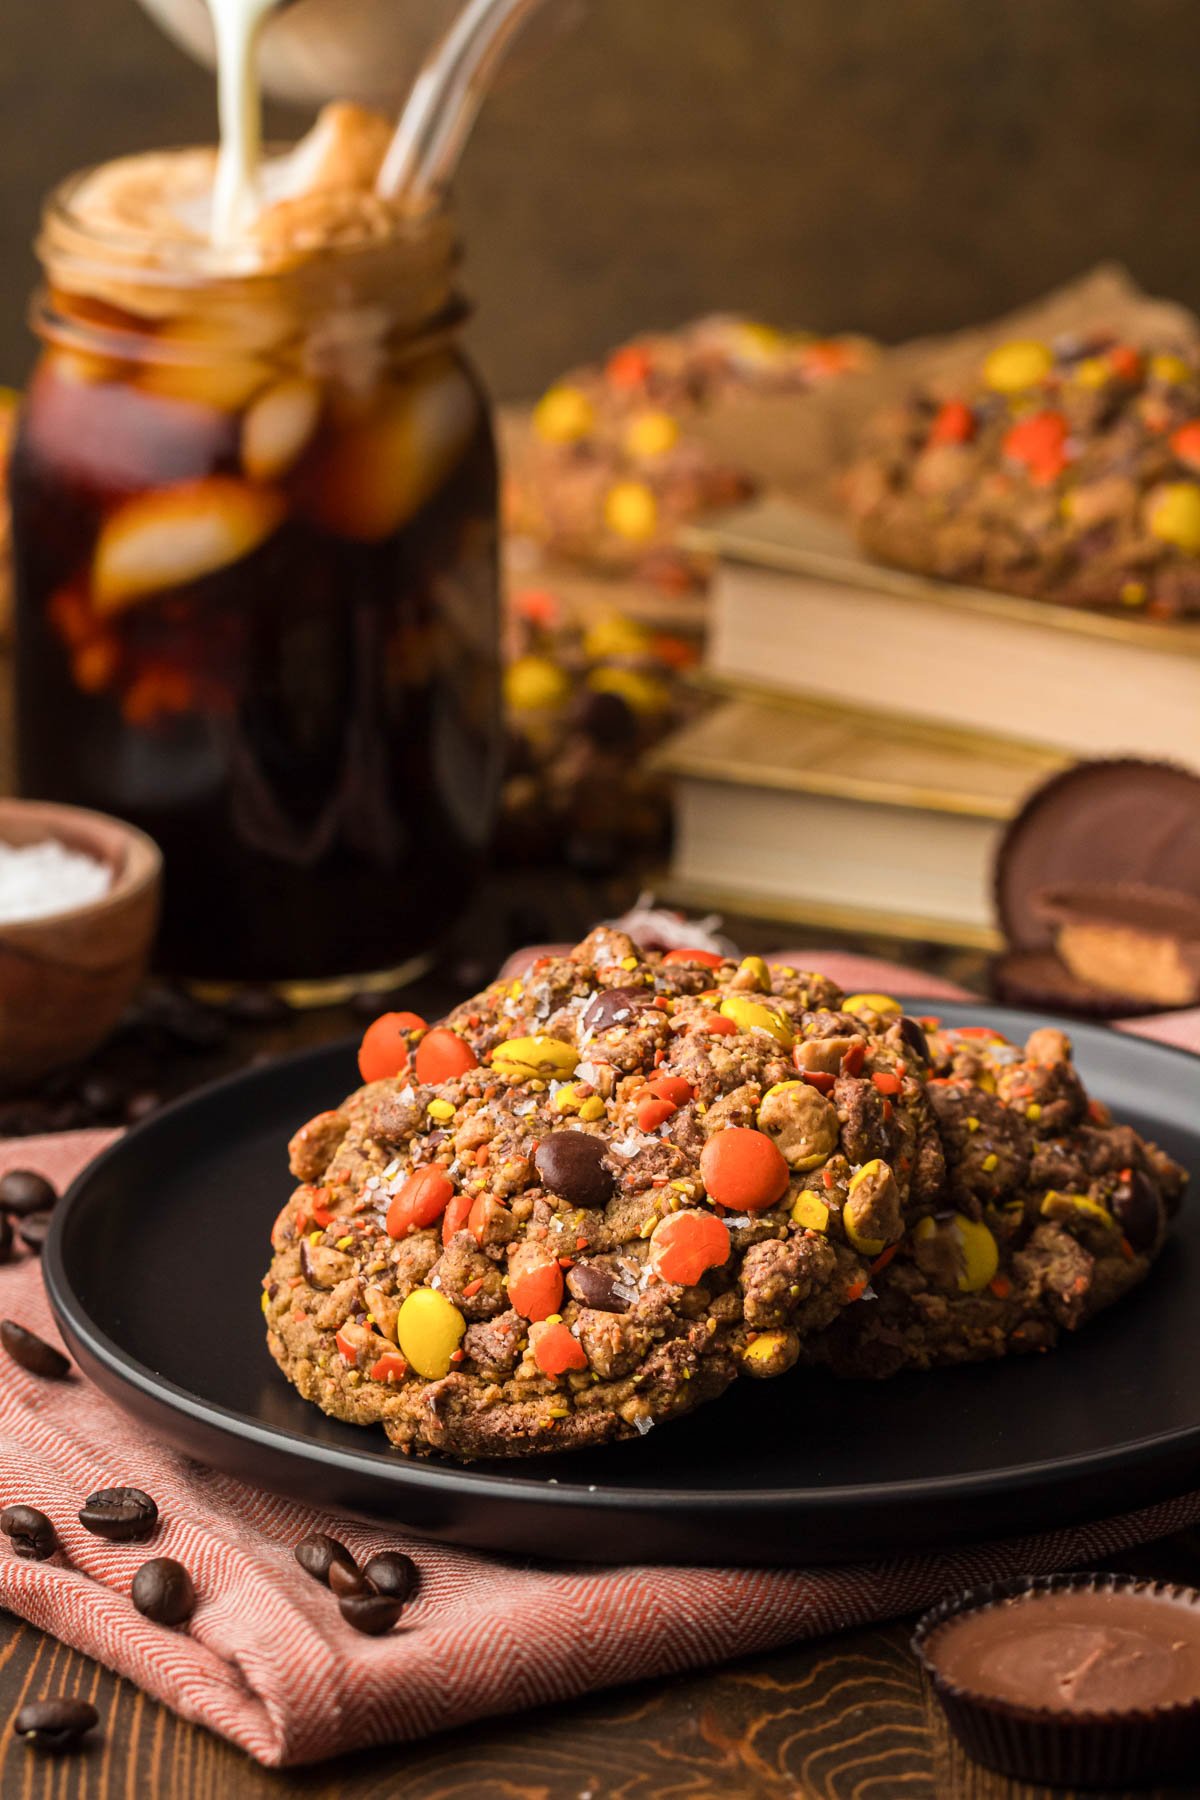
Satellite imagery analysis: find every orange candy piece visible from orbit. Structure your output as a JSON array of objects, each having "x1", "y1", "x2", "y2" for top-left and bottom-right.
[
  {"x1": 370, "y1": 1352, "x2": 409, "y2": 1383},
  {"x1": 606, "y1": 345, "x2": 653, "y2": 389},
  {"x1": 700, "y1": 1127, "x2": 789, "y2": 1212},
  {"x1": 929, "y1": 399, "x2": 975, "y2": 446},
  {"x1": 636, "y1": 1094, "x2": 677, "y2": 1132},
  {"x1": 386, "y1": 1165, "x2": 454, "y2": 1238},
  {"x1": 699, "y1": 1012, "x2": 738, "y2": 1036},
  {"x1": 334, "y1": 1327, "x2": 359, "y2": 1366},
  {"x1": 662, "y1": 948, "x2": 724, "y2": 968},
  {"x1": 1170, "y1": 421, "x2": 1200, "y2": 468},
  {"x1": 442, "y1": 1192, "x2": 473, "y2": 1246},
  {"x1": 358, "y1": 1011, "x2": 427, "y2": 1083},
  {"x1": 647, "y1": 1075, "x2": 693, "y2": 1107},
  {"x1": 508, "y1": 1248, "x2": 564, "y2": 1321},
  {"x1": 531, "y1": 1320, "x2": 588, "y2": 1376},
  {"x1": 1001, "y1": 410, "x2": 1069, "y2": 484},
  {"x1": 414, "y1": 1028, "x2": 478, "y2": 1086},
  {"x1": 649, "y1": 1210, "x2": 731, "y2": 1285}
]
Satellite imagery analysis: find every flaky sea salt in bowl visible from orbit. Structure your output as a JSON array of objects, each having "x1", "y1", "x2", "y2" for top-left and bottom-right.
[{"x1": 0, "y1": 800, "x2": 161, "y2": 1086}]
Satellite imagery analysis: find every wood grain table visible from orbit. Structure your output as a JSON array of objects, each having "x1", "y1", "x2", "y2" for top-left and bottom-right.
[{"x1": 0, "y1": 887, "x2": 1190, "y2": 1798}]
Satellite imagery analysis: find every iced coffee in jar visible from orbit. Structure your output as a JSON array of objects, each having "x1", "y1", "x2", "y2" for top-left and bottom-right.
[{"x1": 9, "y1": 105, "x2": 500, "y2": 994}]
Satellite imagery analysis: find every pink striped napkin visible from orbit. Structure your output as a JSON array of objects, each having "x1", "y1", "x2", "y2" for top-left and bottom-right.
[{"x1": 1, "y1": 950, "x2": 1197, "y2": 1768}]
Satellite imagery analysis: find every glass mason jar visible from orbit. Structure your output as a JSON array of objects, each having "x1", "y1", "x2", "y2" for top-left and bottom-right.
[{"x1": 10, "y1": 169, "x2": 501, "y2": 997}]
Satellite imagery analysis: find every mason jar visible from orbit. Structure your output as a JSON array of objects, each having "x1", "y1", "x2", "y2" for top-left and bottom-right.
[{"x1": 9, "y1": 164, "x2": 501, "y2": 998}]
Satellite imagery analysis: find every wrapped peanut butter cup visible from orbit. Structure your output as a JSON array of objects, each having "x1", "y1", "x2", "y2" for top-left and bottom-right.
[{"x1": 913, "y1": 1572, "x2": 1200, "y2": 1787}]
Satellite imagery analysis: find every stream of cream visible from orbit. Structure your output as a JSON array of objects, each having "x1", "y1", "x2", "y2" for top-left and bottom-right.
[{"x1": 206, "y1": 0, "x2": 279, "y2": 244}]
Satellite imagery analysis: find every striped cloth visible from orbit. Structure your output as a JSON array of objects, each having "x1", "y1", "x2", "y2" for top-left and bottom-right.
[{"x1": 0, "y1": 950, "x2": 1197, "y2": 1768}]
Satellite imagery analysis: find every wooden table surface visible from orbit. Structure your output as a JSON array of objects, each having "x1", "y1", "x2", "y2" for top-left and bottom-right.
[{"x1": 0, "y1": 883, "x2": 1191, "y2": 1798}]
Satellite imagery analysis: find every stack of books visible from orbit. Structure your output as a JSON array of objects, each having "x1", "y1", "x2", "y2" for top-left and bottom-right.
[{"x1": 652, "y1": 497, "x2": 1200, "y2": 947}]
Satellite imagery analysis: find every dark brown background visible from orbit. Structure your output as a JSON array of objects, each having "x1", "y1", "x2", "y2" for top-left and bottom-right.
[{"x1": 4, "y1": 0, "x2": 1200, "y2": 398}]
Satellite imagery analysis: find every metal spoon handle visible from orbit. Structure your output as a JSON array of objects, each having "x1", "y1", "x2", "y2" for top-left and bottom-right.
[{"x1": 377, "y1": 0, "x2": 551, "y2": 204}]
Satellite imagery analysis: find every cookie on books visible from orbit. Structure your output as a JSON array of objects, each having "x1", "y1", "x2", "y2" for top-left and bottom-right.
[
  {"x1": 845, "y1": 334, "x2": 1200, "y2": 617},
  {"x1": 500, "y1": 590, "x2": 703, "y2": 871},
  {"x1": 263, "y1": 931, "x2": 1184, "y2": 1460},
  {"x1": 506, "y1": 314, "x2": 876, "y2": 592}
]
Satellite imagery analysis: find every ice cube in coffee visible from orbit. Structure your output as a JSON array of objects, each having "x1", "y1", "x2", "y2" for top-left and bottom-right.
[{"x1": 10, "y1": 104, "x2": 501, "y2": 989}]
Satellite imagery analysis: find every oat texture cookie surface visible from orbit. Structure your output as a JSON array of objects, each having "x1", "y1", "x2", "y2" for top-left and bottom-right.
[{"x1": 264, "y1": 932, "x2": 1186, "y2": 1459}]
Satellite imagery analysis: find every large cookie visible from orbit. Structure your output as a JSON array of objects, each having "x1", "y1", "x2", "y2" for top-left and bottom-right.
[
  {"x1": 263, "y1": 932, "x2": 1185, "y2": 1459},
  {"x1": 845, "y1": 334, "x2": 1200, "y2": 617}
]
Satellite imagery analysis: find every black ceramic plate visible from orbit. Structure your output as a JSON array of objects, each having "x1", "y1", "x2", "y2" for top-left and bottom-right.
[{"x1": 43, "y1": 1000, "x2": 1200, "y2": 1566}]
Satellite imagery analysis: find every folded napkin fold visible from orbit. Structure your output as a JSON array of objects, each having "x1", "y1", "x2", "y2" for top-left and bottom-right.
[{"x1": 1, "y1": 951, "x2": 1197, "y2": 1767}]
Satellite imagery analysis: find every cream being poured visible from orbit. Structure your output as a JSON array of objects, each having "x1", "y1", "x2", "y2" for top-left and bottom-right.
[{"x1": 206, "y1": 0, "x2": 279, "y2": 244}]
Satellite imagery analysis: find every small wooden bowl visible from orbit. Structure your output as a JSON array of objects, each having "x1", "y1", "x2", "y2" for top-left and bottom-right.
[{"x1": 0, "y1": 799, "x2": 161, "y2": 1089}]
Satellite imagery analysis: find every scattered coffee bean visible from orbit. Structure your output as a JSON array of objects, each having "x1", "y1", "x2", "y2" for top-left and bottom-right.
[
  {"x1": 0, "y1": 1320, "x2": 70, "y2": 1379},
  {"x1": 0, "y1": 1214, "x2": 11, "y2": 1265},
  {"x1": 130, "y1": 1557, "x2": 196, "y2": 1626},
  {"x1": 79, "y1": 1076, "x2": 125, "y2": 1120},
  {"x1": 0, "y1": 1170, "x2": 58, "y2": 1218},
  {"x1": 16, "y1": 1213, "x2": 53, "y2": 1255},
  {"x1": 338, "y1": 1590, "x2": 403, "y2": 1636},
  {"x1": 534, "y1": 1130, "x2": 614, "y2": 1209},
  {"x1": 294, "y1": 1532, "x2": 357, "y2": 1587},
  {"x1": 2, "y1": 1505, "x2": 58, "y2": 1560},
  {"x1": 328, "y1": 1557, "x2": 369, "y2": 1599},
  {"x1": 124, "y1": 1091, "x2": 162, "y2": 1126},
  {"x1": 79, "y1": 1487, "x2": 158, "y2": 1543},
  {"x1": 361, "y1": 1551, "x2": 419, "y2": 1604},
  {"x1": 13, "y1": 1697, "x2": 98, "y2": 1753},
  {"x1": 566, "y1": 1262, "x2": 630, "y2": 1314}
]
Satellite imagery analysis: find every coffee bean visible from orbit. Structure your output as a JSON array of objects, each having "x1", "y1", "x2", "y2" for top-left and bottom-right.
[
  {"x1": 328, "y1": 1557, "x2": 369, "y2": 1599},
  {"x1": 566, "y1": 1262, "x2": 630, "y2": 1314},
  {"x1": 581, "y1": 986, "x2": 652, "y2": 1035},
  {"x1": 13, "y1": 1697, "x2": 98, "y2": 1752},
  {"x1": 130, "y1": 1557, "x2": 196, "y2": 1626},
  {"x1": 294, "y1": 1532, "x2": 357, "y2": 1587},
  {"x1": 897, "y1": 1016, "x2": 931, "y2": 1063},
  {"x1": 534, "y1": 1131, "x2": 614, "y2": 1209},
  {"x1": 1111, "y1": 1169, "x2": 1163, "y2": 1252},
  {"x1": 2, "y1": 1506, "x2": 58, "y2": 1560},
  {"x1": 79, "y1": 1487, "x2": 158, "y2": 1543},
  {"x1": 0, "y1": 1170, "x2": 57, "y2": 1218},
  {"x1": 79, "y1": 1076, "x2": 125, "y2": 1120},
  {"x1": 0, "y1": 1214, "x2": 11, "y2": 1264},
  {"x1": 361, "y1": 1551, "x2": 419, "y2": 1604},
  {"x1": 0, "y1": 1320, "x2": 70, "y2": 1379},
  {"x1": 571, "y1": 688, "x2": 637, "y2": 749},
  {"x1": 16, "y1": 1214, "x2": 52, "y2": 1255},
  {"x1": 338, "y1": 1590, "x2": 403, "y2": 1636},
  {"x1": 160, "y1": 999, "x2": 229, "y2": 1054},
  {"x1": 125, "y1": 1092, "x2": 162, "y2": 1126}
]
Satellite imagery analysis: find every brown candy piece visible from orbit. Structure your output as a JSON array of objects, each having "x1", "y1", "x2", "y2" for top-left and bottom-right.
[
  {"x1": 534, "y1": 1131, "x2": 614, "y2": 1209},
  {"x1": 581, "y1": 986, "x2": 652, "y2": 1035},
  {"x1": 566, "y1": 1263, "x2": 630, "y2": 1313},
  {"x1": 1111, "y1": 1169, "x2": 1163, "y2": 1252}
]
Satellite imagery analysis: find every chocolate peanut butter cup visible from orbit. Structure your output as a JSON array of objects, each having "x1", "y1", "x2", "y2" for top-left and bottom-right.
[{"x1": 914, "y1": 1572, "x2": 1200, "y2": 1787}]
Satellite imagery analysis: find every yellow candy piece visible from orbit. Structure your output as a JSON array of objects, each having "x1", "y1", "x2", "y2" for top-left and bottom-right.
[
  {"x1": 915, "y1": 1213, "x2": 999, "y2": 1293},
  {"x1": 736, "y1": 955, "x2": 771, "y2": 993},
  {"x1": 504, "y1": 654, "x2": 572, "y2": 713},
  {"x1": 624, "y1": 410, "x2": 680, "y2": 459},
  {"x1": 982, "y1": 339, "x2": 1054, "y2": 393},
  {"x1": 426, "y1": 1098, "x2": 455, "y2": 1121},
  {"x1": 583, "y1": 613, "x2": 651, "y2": 659},
  {"x1": 578, "y1": 1096, "x2": 606, "y2": 1121},
  {"x1": 741, "y1": 1329, "x2": 790, "y2": 1365},
  {"x1": 792, "y1": 1192, "x2": 830, "y2": 1233},
  {"x1": 586, "y1": 666, "x2": 670, "y2": 715},
  {"x1": 1073, "y1": 356, "x2": 1114, "y2": 391},
  {"x1": 1150, "y1": 353, "x2": 1192, "y2": 385},
  {"x1": 1148, "y1": 481, "x2": 1200, "y2": 554},
  {"x1": 491, "y1": 1035, "x2": 579, "y2": 1080},
  {"x1": 843, "y1": 993, "x2": 902, "y2": 1021},
  {"x1": 720, "y1": 996, "x2": 794, "y2": 1047},
  {"x1": 730, "y1": 321, "x2": 785, "y2": 363},
  {"x1": 396, "y1": 1287, "x2": 466, "y2": 1380},
  {"x1": 603, "y1": 479, "x2": 659, "y2": 542},
  {"x1": 1040, "y1": 1190, "x2": 1116, "y2": 1229},
  {"x1": 843, "y1": 1159, "x2": 893, "y2": 1257},
  {"x1": 533, "y1": 384, "x2": 595, "y2": 444},
  {"x1": 553, "y1": 1083, "x2": 582, "y2": 1114},
  {"x1": 1120, "y1": 580, "x2": 1147, "y2": 608}
]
